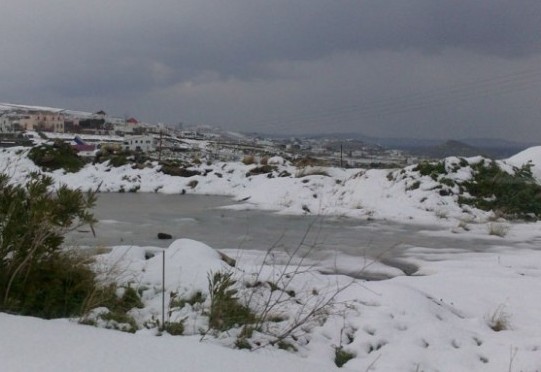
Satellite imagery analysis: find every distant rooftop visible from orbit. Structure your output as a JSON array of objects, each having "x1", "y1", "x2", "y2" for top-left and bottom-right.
[{"x1": 0, "y1": 103, "x2": 115, "y2": 120}]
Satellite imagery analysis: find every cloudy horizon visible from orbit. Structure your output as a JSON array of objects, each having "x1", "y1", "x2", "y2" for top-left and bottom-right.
[{"x1": 2, "y1": 1, "x2": 541, "y2": 142}]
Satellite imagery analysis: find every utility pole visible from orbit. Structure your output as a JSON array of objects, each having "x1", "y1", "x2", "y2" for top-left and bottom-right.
[{"x1": 340, "y1": 143, "x2": 343, "y2": 168}]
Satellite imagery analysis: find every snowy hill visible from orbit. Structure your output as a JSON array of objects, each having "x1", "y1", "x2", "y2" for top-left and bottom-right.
[
  {"x1": 506, "y1": 146, "x2": 541, "y2": 181},
  {"x1": 1, "y1": 146, "x2": 541, "y2": 224}
]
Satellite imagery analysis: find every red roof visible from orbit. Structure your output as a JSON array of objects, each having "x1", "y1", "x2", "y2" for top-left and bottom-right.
[{"x1": 126, "y1": 117, "x2": 138, "y2": 124}]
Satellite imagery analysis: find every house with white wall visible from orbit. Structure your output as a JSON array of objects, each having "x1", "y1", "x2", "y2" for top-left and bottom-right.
[{"x1": 122, "y1": 135, "x2": 156, "y2": 152}]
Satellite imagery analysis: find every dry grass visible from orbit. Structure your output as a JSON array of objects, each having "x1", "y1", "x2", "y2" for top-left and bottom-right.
[
  {"x1": 486, "y1": 305, "x2": 511, "y2": 332},
  {"x1": 242, "y1": 155, "x2": 256, "y2": 165}
]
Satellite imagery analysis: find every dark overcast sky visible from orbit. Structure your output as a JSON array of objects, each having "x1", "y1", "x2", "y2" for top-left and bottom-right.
[{"x1": 2, "y1": 0, "x2": 541, "y2": 141}]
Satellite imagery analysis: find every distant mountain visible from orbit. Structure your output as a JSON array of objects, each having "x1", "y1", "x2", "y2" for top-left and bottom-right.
[
  {"x1": 408, "y1": 140, "x2": 484, "y2": 158},
  {"x1": 258, "y1": 132, "x2": 536, "y2": 159},
  {"x1": 459, "y1": 138, "x2": 538, "y2": 149},
  {"x1": 375, "y1": 138, "x2": 536, "y2": 159}
]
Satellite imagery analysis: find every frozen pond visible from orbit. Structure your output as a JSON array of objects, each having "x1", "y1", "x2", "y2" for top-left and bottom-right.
[{"x1": 68, "y1": 193, "x2": 506, "y2": 272}]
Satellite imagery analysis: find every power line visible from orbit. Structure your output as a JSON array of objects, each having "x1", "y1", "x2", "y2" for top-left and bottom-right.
[{"x1": 245, "y1": 66, "x2": 541, "y2": 132}]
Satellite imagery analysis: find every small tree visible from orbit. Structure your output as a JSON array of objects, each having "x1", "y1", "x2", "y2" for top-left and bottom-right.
[{"x1": 0, "y1": 172, "x2": 97, "y2": 318}]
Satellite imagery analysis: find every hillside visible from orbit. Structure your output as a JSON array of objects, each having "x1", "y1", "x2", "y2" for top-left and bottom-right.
[{"x1": 1, "y1": 146, "x2": 541, "y2": 371}]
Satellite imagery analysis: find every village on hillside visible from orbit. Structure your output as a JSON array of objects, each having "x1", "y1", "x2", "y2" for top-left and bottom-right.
[{"x1": 0, "y1": 102, "x2": 413, "y2": 168}]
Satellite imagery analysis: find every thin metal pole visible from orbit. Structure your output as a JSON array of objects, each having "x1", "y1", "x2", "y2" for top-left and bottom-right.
[{"x1": 162, "y1": 250, "x2": 165, "y2": 330}]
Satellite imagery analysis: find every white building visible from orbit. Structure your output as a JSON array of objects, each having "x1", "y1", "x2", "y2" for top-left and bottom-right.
[{"x1": 122, "y1": 135, "x2": 156, "y2": 152}]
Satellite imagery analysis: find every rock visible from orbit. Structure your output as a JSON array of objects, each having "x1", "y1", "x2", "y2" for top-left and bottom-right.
[
  {"x1": 160, "y1": 165, "x2": 201, "y2": 177},
  {"x1": 218, "y1": 251, "x2": 236, "y2": 267},
  {"x1": 157, "y1": 232, "x2": 173, "y2": 240},
  {"x1": 245, "y1": 165, "x2": 277, "y2": 177}
]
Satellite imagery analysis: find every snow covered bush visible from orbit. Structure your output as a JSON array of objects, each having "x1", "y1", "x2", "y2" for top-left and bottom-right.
[
  {"x1": 413, "y1": 160, "x2": 447, "y2": 180},
  {"x1": 334, "y1": 346, "x2": 356, "y2": 368},
  {"x1": 459, "y1": 160, "x2": 541, "y2": 219},
  {"x1": 94, "y1": 147, "x2": 133, "y2": 168},
  {"x1": 404, "y1": 157, "x2": 541, "y2": 220}
]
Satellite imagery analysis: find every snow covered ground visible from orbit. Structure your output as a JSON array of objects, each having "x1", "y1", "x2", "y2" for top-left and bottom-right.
[
  {"x1": 1, "y1": 146, "x2": 541, "y2": 371},
  {"x1": 0, "y1": 311, "x2": 333, "y2": 372},
  {"x1": 2, "y1": 240, "x2": 541, "y2": 371}
]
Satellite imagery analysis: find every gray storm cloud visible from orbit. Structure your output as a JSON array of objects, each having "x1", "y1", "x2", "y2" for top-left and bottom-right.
[{"x1": 1, "y1": 0, "x2": 541, "y2": 141}]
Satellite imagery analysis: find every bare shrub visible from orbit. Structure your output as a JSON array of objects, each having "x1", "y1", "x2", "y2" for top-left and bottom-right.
[
  {"x1": 486, "y1": 305, "x2": 511, "y2": 331},
  {"x1": 232, "y1": 219, "x2": 353, "y2": 350}
]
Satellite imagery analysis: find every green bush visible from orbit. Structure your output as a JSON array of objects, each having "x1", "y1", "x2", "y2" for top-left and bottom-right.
[
  {"x1": 80, "y1": 284, "x2": 144, "y2": 332},
  {"x1": 164, "y1": 321, "x2": 185, "y2": 335},
  {"x1": 99, "y1": 310, "x2": 138, "y2": 333},
  {"x1": 406, "y1": 180, "x2": 421, "y2": 191},
  {"x1": 28, "y1": 141, "x2": 85, "y2": 172},
  {"x1": 440, "y1": 177, "x2": 456, "y2": 187},
  {"x1": 170, "y1": 291, "x2": 205, "y2": 310},
  {"x1": 109, "y1": 154, "x2": 129, "y2": 167},
  {"x1": 5, "y1": 253, "x2": 97, "y2": 318},
  {"x1": 334, "y1": 346, "x2": 355, "y2": 367},
  {"x1": 208, "y1": 271, "x2": 255, "y2": 331},
  {"x1": 413, "y1": 161, "x2": 447, "y2": 180},
  {"x1": 0, "y1": 173, "x2": 98, "y2": 318},
  {"x1": 94, "y1": 148, "x2": 134, "y2": 168},
  {"x1": 159, "y1": 160, "x2": 201, "y2": 177},
  {"x1": 89, "y1": 284, "x2": 144, "y2": 313},
  {"x1": 117, "y1": 286, "x2": 144, "y2": 312}
]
